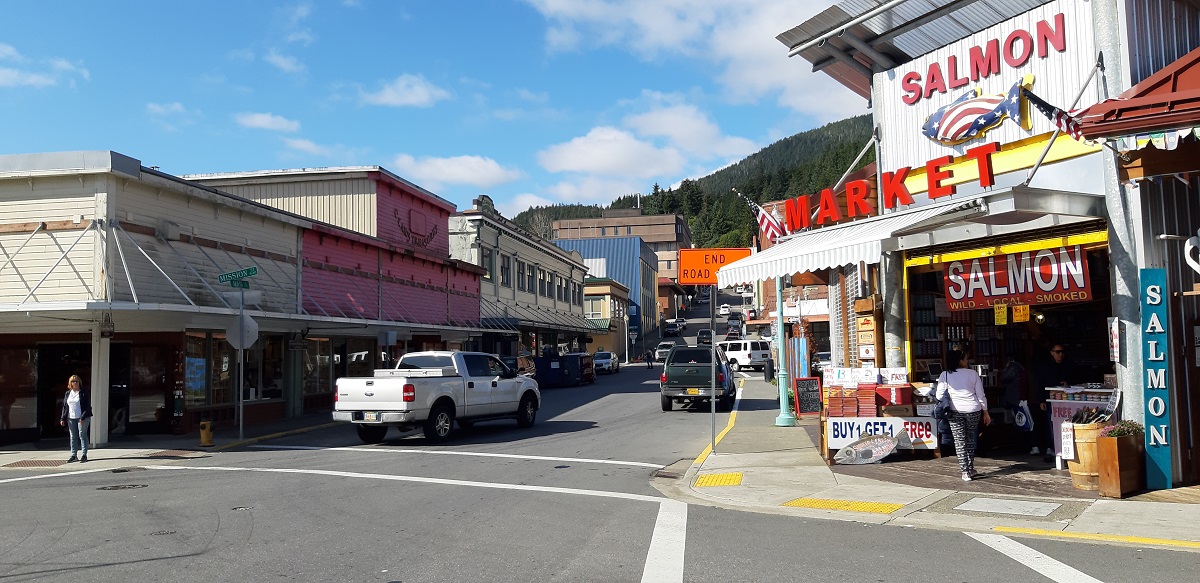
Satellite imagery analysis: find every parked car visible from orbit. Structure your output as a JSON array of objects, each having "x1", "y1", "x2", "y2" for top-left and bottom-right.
[
  {"x1": 724, "y1": 329, "x2": 742, "y2": 341},
  {"x1": 718, "y1": 304, "x2": 732, "y2": 316},
  {"x1": 716, "y1": 340, "x2": 771, "y2": 372},
  {"x1": 696, "y1": 329, "x2": 714, "y2": 345},
  {"x1": 659, "y1": 346, "x2": 736, "y2": 412},
  {"x1": 663, "y1": 322, "x2": 681, "y2": 337},
  {"x1": 747, "y1": 308, "x2": 758, "y2": 320},
  {"x1": 654, "y1": 341, "x2": 676, "y2": 362},
  {"x1": 727, "y1": 311, "x2": 743, "y2": 324},
  {"x1": 813, "y1": 351, "x2": 833, "y2": 375},
  {"x1": 593, "y1": 351, "x2": 620, "y2": 374},
  {"x1": 671, "y1": 317, "x2": 687, "y2": 330}
]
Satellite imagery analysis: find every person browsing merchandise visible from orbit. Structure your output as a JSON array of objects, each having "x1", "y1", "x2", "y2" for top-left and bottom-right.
[
  {"x1": 59, "y1": 374, "x2": 93, "y2": 463},
  {"x1": 935, "y1": 350, "x2": 991, "y2": 481},
  {"x1": 1030, "y1": 344, "x2": 1075, "y2": 461}
]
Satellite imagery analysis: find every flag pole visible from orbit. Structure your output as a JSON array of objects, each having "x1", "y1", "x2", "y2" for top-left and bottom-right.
[{"x1": 1023, "y1": 57, "x2": 1103, "y2": 187}]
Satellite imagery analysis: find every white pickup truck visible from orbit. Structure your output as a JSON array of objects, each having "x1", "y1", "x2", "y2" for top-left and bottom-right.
[{"x1": 332, "y1": 351, "x2": 541, "y2": 443}]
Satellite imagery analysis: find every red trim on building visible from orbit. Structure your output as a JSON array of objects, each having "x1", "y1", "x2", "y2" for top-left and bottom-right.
[{"x1": 1078, "y1": 45, "x2": 1200, "y2": 139}]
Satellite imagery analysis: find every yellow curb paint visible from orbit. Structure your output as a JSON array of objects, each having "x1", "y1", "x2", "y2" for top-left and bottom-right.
[
  {"x1": 993, "y1": 526, "x2": 1200, "y2": 549},
  {"x1": 781, "y1": 497, "x2": 905, "y2": 514},
  {"x1": 694, "y1": 472, "x2": 743, "y2": 487},
  {"x1": 692, "y1": 410, "x2": 738, "y2": 467}
]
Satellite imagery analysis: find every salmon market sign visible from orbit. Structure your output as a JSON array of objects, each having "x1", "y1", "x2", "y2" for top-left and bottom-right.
[{"x1": 943, "y1": 245, "x2": 1092, "y2": 310}]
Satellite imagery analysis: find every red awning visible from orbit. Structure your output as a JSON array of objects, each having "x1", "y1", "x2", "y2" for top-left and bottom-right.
[{"x1": 1077, "y1": 45, "x2": 1200, "y2": 140}]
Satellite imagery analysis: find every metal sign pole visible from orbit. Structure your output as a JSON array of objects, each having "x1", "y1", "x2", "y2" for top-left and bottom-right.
[
  {"x1": 238, "y1": 284, "x2": 245, "y2": 441},
  {"x1": 710, "y1": 284, "x2": 717, "y2": 454}
]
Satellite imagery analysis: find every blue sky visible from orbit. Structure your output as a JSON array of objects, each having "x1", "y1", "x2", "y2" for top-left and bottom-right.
[{"x1": 0, "y1": 1, "x2": 863, "y2": 217}]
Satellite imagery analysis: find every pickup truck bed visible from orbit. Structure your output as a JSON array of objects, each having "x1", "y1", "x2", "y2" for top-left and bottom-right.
[{"x1": 659, "y1": 346, "x2": 735, "y2": 412}]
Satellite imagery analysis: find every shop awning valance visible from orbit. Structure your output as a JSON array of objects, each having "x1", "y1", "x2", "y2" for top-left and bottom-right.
[
  {"x1": 1077, "y1": 44, "x2": 1200, "y2": 142},
  {"x1": 716, "y1": 198, "x2": 983, "y2": 287}
]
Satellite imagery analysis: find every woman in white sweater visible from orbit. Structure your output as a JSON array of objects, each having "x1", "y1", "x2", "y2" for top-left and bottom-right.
[{"x1": 935, "y1": 350, "x2": 991, "y2": 481}]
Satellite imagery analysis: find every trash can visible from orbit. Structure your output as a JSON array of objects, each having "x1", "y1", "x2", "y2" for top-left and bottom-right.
[
  {"x1": 763, "y1": 358, "x2": 775, "y2": 382},
  {"x1": 198, "y1": 420, "x2": 215, "y2": 447}
]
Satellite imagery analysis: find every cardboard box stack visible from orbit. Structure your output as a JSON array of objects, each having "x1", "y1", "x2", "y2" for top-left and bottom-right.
[{"x1": 857, "y1": 384, "x2": 879, "y2": 416}]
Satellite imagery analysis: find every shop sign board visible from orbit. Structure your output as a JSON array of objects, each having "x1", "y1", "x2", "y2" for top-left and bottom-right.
[
  {"x1": 856, "y1": 330, "x2": 876, "y2": 345},
  {"x1": 1108, "y1": 317, "x2": 1120, "y2": 363},
  {"x1": 1060, "y1": 422, "x2": 1074, "y2": 460},
  {"x1": 679, "y1": 248, "x2": 752, "y2": 285},
  {"x1": 1140, "y1": 268, "x2": 1173, "y2": 490},
  {"x1": 943, "y1": 245, "x2": 1091, "y2": 310},
  {"x1": 856, "y1": 315, "x2": 875, "y2": 331},
  {"x1": 827, "y1": 417, "x2": 938, "y2": 449}
]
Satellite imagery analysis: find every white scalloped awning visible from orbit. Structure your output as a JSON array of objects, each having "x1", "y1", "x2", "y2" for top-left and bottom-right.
[{"x1": 716, "y1": 198, "x2": 984, "y2": 287}]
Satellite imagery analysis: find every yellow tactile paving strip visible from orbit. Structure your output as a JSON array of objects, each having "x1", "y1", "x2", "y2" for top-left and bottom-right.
[
  {"x1": 781, "y1": 497, "x2": 905, "y2": 514},
  {"x1": 694, "y1": 472, "x2": 744, "y2": 487}
]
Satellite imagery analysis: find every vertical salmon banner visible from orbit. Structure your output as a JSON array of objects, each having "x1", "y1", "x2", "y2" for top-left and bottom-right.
[{"x1": 943, "y1": 245, "x2": 1091, "y2": 311}]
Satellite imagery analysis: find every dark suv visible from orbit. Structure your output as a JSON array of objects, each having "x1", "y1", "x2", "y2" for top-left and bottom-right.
[
  {"x1": 658, "y1": 346, "x2": 735, "y2": 411},
  {"x1": 697, "y1": 329, "x2": 714, "y2": 345}
]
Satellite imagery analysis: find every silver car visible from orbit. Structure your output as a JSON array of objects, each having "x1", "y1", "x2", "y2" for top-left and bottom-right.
[
  {"x1": 593, "y1": 351, "x2": 620, "y2": 374},
  {"x1": 655, "y1": 341, "x2": 676, "y2": 362}
]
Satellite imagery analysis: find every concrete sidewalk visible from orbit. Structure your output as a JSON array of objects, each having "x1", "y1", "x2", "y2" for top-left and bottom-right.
[{"x1": 651, "y1": 376, "x2": 1200, "y2": 551}]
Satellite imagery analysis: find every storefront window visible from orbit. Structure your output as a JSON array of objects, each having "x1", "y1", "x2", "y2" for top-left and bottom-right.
[
  {"x1": 184, "y1": 332, "x2": 208, "y2": 407},
  {"x1": 242, "y1": 335, "x2": 284, "y2": 400},
  {"x1": 0, "y1": 348, "x2": 37, "y2": 430},
  {"x1": 304, "y1": 338, "x2": 332, "y2": 395},
  {"x1": 129, "y1": 346, "x2": 167, "y2": 423}
]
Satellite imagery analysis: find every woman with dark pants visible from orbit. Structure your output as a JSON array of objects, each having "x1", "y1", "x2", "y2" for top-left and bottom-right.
[
  {"x1": 935, "y1": 350, "x2": 991, "y2": 481},
  {"x1": 59, "y1": 374, "x2": 93, "y2": 463}
]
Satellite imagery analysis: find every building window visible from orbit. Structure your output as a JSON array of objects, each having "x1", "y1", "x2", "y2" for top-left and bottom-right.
[
  {"x1": 575, "y1": 283, "x2": 583, "y2": 305},
  {"x1": 556, "y1": 276, "x2": 564, "y2": 301},
  {"x1": 517, "y1": 261, "x2": 526, "y2": 292},
  {"x1": 538, "y1": 269, "x2": 546, "y2": 296},
  {"x1": 481, "y1": 248, "x2": 494, "y2": 281},
  {"x1": 584, "y1": 296, "x2": 604, "y2": 318},
  {"x1": 665, "y1": 260, "x2": 673, "y2": 270},
  {"x1": 552, "y1": 229, "x2": 559, "y2": 238},
  {"x1": 500, "y1": 255, "x2": 512, "y2": 287},
  {"x1": 528, "y1": 264, "x2": 537, "y2": 293},
  {"x1": 626, "y1": 226, "x2": 632, "y2": 235}
]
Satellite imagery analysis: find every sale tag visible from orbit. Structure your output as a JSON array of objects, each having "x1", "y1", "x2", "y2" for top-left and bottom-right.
[
  {"x1": 1013, "y1": 305, "x2": 1029, "y2": 322},
  {"x1": 993, "y1": 304, "x2": 1007, "y2": 325},
  {"x1": 1060, "y1": 422, "x2": 1075, "y2": 460}
]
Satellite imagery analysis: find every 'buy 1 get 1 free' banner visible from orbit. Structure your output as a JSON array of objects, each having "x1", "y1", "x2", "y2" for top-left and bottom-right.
[{"x1": 943, "y1": 245, "x2": 1092, "y2": 311}]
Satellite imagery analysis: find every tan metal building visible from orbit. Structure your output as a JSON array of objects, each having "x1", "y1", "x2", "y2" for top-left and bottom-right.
[{"x1": 551, "y1": 209, "x2": 692, "y2": 281}]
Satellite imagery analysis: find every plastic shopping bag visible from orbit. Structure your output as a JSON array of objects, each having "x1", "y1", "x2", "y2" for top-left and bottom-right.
[{"x1": 1012, "y1": 399, "x2": 1034, "y2": 432}]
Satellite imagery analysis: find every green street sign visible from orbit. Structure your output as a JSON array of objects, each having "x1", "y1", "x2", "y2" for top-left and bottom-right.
[
  {"x1": 228, "y1": 280, "x2": 250, "y2": 289},
  {"x1": 218, "y1": 266, "x2": 258, "y2": 283}
]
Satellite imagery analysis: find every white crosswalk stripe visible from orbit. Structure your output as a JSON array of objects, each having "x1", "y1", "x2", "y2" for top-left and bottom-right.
[{"x1": 966, "y1": 532, "x2": 1104, "y2": 583}]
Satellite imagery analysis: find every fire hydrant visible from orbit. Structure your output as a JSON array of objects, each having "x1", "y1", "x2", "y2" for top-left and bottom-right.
[{"x1": 198, "y1": 420, "x2": 215, "y2": 447}]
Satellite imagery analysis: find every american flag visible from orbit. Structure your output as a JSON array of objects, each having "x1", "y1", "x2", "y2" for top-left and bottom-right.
[
  {"x1": 1022, "y1": 88, "x2": 1083, "y2": 140},
  {"x1": 735, "y1": 190, "x2": 785, "y2": 244}
]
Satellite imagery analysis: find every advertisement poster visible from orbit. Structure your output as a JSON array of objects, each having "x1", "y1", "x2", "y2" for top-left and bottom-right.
[
  {"x1": 826, "y1": 417, "x2": 938, "y2": 450},
  {"x1": 944, "y1": 245, "x2": 1092, "y2": 310}
]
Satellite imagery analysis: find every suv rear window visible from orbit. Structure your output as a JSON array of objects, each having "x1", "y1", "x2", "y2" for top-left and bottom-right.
[{"x1": 667, "y1": 348, "x2": 713, "y2": 364}]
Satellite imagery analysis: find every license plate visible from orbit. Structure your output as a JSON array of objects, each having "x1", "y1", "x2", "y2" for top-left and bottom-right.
[
  {"x1": 363, "y1": 412, "x2": 378, "y2": 422},
  {"x1": 687, "y1": 388, "x2": 699, "y2": 395}
]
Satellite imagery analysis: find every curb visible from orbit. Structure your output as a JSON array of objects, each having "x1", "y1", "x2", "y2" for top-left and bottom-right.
[{"x1": 211, "y1": 421, "x2": 343, "y2": 452}]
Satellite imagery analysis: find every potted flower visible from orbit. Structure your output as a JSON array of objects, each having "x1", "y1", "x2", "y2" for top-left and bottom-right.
[{"x1": 1097, "y1": 420, "x2": 1145, "y2": 498}]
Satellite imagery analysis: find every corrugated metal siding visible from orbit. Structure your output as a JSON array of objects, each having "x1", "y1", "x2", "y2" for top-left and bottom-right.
[
  {"x1": 553, "y1": 236, "x2": 658, "y2": 331},
  {"x1": 875, "y1": 0, "x2": 1097, "y2": 174},
  {"x1": 204, "y1": 178, "x2": 377, "y2": 237},
  {"x1": 1124, "y1": 0, "x2": 1200, "y2": 85}
]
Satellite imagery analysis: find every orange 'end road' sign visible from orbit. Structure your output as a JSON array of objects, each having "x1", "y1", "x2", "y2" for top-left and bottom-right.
[{"x1": 678, "y1": 248, "x2": 752, "y2": 285}]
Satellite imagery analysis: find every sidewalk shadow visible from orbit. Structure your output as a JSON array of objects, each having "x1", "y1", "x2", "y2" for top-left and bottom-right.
[{"x1": 387, "y1": 419, "x2": 598, "y2": 447}]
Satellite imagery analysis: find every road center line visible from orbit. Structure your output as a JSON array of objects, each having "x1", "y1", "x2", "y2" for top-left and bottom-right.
[
  {"x1": 966, "y1": 532, "x2": 1104, "y2": 583},
  {"x1": 145, "y1": 464, "x2": 688, "y2": 583},
  {"x1": 249, "y1": 445, "x2": 661, "y2": 468}
]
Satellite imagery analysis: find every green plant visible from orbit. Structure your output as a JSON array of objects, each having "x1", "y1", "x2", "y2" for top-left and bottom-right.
[{"x1": 1100, "y1": 420, "x2": 1144, "y2": 438}]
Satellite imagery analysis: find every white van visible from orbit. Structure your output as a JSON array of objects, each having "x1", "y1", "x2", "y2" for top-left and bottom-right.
[{"x1": 716, "y1": 339, "x2": 771, "y2": 372}]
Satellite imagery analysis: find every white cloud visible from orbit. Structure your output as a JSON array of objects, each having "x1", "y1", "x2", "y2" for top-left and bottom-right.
[
  {"x1": 235, "y1": 112, "x2": 301, "y2": 132},
  {"x1": 524, "y1": 0, "x2": 862, "y2": 122},
  {"x1": 496, "y1": 192, "x2": 557, "y2": 219},
  {"x1": 0, "y1": 43, "x2": 22, "y2": 60},
  {"x1": 282, "y1": 138, "x2": 332, "y2": 156},
  {"x1": 264, "y1": 49, "x2": 305, "y2": 74},
  {"x1": 147, "y1": 102, "x2": 187, "y2": 116},
  {"x1": 392, "y1": 154, "x2": 523, "y2": 189},
  {"x1": 0, "y1": 68, "x2": 55, "y2": 87},
  {"x1": 544, "y1": 176, "x2": 647, "y2": 204},
  {"x1": 537, "y1": 126, "x2": 685, "y2": 178},
  {"x1": 146, "y1": 102, "x2": 197, "y2": 132},
  {"x1": 516, "y1": 88, "x2": 548, "y2": 103},
  {"x1": 623, "y1": 103, "x2": 756, "y2": 158},
  {"x1": 361, "y1": 74, "x2": 451, "y2": 107}
]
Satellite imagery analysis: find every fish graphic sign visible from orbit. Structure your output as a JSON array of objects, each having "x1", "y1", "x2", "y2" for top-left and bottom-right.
[
  {"x1": 921, "y1": 75, "x2": 1034, "y2": 146},
  {"x1": 834, "y1": 429, "x2": 914, "y2": 465}
]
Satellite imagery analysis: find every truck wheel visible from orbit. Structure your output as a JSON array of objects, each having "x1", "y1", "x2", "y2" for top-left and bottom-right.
[
  {"x1": 424, "y1": 405, "x2": 454, "y2": 442},
  {"x1": 516, "y1": 393, "x2": 537, "y2": 428},
  {"x1": 356, "y1": 424, "x2": 388, "y2": 444},
  {"x1": 660, "y1": 394, "x2": 672, "y2": 411}
]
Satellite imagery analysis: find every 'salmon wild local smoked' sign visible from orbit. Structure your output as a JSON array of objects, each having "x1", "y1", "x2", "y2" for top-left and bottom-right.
[{"x1": 943, "y1": 245, "x2": 1091, "y2": 310}]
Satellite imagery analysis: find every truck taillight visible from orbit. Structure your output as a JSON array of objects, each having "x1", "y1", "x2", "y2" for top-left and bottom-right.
[
  {"x1": 403, "y1": 384, "x2": 416, "y2": 402},
  {"x1": 718, "y1": 372, "x2": 726, "y2": 384},
  {"x1": 660, "y1": 373, "x2": 667, "y2": 383}
]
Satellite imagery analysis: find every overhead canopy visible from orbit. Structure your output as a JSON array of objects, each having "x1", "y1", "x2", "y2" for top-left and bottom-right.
[
  {"x1": 717, "y1": 186, "x2": 1107, "y2": 286},
  {"x1": 1077, "y1": 44, "x2": 1200, "y2": 141},
  {"x1": 716, "y1": 198, "x2": 984, "y2": 287}
]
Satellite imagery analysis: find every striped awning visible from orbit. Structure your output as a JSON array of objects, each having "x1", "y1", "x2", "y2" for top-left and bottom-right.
[{"x1": 716, "y1": 198, "x2": 983, "y2": 287}]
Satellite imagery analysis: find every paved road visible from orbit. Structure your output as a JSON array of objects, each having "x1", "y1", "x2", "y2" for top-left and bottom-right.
[{"x1": 1, "y1": 307, "x2": 1196, "y2": 581}]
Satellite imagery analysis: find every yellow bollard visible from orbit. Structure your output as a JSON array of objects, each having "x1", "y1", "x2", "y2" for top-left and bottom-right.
[{"x1": 198, "y1": 420, "x2": 214, "y2": 447}]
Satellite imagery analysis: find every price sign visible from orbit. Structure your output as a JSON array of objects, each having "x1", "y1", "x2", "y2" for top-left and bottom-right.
[
  {"x1": 994, "y1": 304, "x2": 1007, "y2": 325},
  {"x1": 1013, "y1": 305, "x2": 1030, "y2": 322},
  {"x1": 1060, "y1": 422, "x2": 1075, "y2": 460}
]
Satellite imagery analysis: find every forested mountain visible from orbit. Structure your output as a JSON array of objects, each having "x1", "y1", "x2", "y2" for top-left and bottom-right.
[{"x1": 512, "y1": 114, "x2": 874, "y2": 247}]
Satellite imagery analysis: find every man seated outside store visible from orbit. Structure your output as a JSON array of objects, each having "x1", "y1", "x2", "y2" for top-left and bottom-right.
[{"x1": 1030, "y1": 344, "x2": 1076, "y2": 462}]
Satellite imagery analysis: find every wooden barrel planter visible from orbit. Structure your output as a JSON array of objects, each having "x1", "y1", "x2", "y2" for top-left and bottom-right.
[
  {"x1": 1067, "y1": 422, "x2": 1105, "y2": 491},
  {"x1": 1098, "y1": 433, "x2": 1145, "y2": 498}
]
